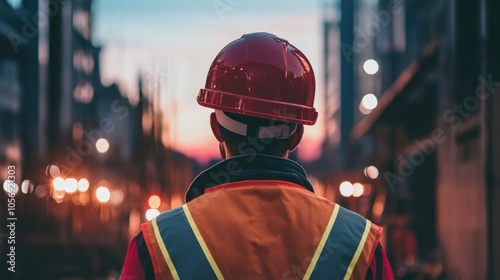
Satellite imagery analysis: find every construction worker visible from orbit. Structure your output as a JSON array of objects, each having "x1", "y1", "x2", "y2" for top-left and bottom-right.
[{"x1": 121, "y1": 32, "x2": 394, "y2": 280}]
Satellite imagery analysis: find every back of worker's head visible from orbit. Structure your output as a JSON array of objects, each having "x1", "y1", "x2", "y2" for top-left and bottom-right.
[
  {"x1": 197, "y1": 32, "x2": 317, "y2": 158},
  {"x1": 210, "y1": 111, "x2": 302, "y2": 158}
]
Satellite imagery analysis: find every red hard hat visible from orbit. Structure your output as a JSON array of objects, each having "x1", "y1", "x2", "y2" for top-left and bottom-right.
[{"x1": 197, "y1": 32, "x2": 317, "y2": 125}]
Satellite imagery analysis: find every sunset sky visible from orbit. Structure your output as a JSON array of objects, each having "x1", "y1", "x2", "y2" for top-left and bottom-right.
[{"x1": 93, "y1": 0, "x2": 326, "y2": 163}]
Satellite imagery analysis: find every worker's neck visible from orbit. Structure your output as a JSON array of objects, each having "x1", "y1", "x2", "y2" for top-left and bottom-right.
[{"x1": 221, "y1": 143, "x2": 289, "y2": 160}]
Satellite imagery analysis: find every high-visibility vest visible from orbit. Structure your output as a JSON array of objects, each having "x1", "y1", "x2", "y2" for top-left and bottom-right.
[{"x1": 141, "y1": 181, "x2": 382, "y2": 280}]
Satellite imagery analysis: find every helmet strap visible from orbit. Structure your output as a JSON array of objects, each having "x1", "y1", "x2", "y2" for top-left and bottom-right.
[
  {"x1": 219, "y1": 142, "x2": 227, "y2": 159},
  {"x1": 215, "y1": 110, "x2": 297, "y2": 139}
]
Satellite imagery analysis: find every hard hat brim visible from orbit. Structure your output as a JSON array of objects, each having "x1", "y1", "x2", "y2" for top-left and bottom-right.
[{"x1": 198, "y1": 89, "x2": 317, "y2": 125}]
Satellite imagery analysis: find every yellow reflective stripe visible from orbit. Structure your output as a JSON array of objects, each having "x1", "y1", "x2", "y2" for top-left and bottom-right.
[
  {"x1": 182, "y1": 204, "x2": 225, "y2": 280},
  {"x1": 151, "y1": 218, "x2": 180, "y2": 280},
  {"x1": 343, "y1": 220, "x2": 372, "y2": 280},
  {"x1": 303, "y1": 203, "x2": 340, "y2": 279}
]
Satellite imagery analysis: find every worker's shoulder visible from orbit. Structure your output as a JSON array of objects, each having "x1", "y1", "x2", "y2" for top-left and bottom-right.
[
  {"x1": 153, "y1": 205, "x2": 184, "y2": 223},
  {"x1": 334, "y1": 204, "x2": 383, "y2": 234},
  {"x1": 297, "y1": 194, "x2": 378, "y2": 228},
  {"x1": 138, "y1": 205, "x2": 184, "y2": 231},
  {"x1": 295, "y1": 191, "x2": 371, "y2": 221}
]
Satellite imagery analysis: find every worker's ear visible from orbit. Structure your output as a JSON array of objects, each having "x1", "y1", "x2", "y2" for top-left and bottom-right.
[
  {"x1": 210, "y1": 112, "x2": 224, "y2": 142},
  {"x1": 288, "y1": 124, "x2": 304, "y2": 152}
]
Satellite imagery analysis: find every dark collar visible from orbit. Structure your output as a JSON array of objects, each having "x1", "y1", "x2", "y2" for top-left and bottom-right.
[{"x1": 185, "y1": 154, "x2": 314, "y2": 202}]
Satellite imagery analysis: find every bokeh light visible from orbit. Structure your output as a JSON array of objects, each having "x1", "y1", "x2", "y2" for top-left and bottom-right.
[
  {"x1": 148, "y1": 195, "x2": 161, "y2": 209},
  {"x1": 45, "y1": 164, "x2": 61, "y2": 177},
  {"x1": 96, "y1": 138, "x2": 110, "y2": 153},
  {"x1": 363, "y1": 59, "x2": 379, "y2": 75},
  {"x1": 352, "y1": 183, "x2": 364, "y2": 197},
  {"x1": 53, "y1": 177, "x2": 65, "y2": 191},
  {"x1": 3, "y1": 180, "x2": 19, "y2": 195},
  {"x1": 79, "y1": 192, "x2": 90, "y2": 206},
  {"x1": 361, "y1": 93, "x2": 378, "y2": 110},
  {"x1": 21, "y1": 180, "x2": 34, "y2": 194},
  {"x1": 64, "y1": 178, "x2": 78, "y2": 193},
  {"x1": 110, "y1": 189, "x2": 125, "y2": 205},
  {"x1": 52, "y1": 190, "x2": 65, "y2": 202},
  {"x1": 145, "y1": 209, "x2": 160, "y2": 221},
  {"x1": 364, "y1": 166, "x2": 380, "y2": 179},
  {"x1": 96, "y1": 186, "x2": 111, "y2": 203},
  {"x1": 339, "y1": 181, "x2": 354, "y2": 197},
  {"x1": 78, "y1": 178, "x2": 90, "y2": 192},
  {"x1": 359, "y1": 103, "x2": 373, "y2": 115}
]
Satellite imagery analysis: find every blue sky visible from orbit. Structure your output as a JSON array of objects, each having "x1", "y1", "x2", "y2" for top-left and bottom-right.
[{"x1": 93, "y1": 0, "x2": 326, "y2": 163}]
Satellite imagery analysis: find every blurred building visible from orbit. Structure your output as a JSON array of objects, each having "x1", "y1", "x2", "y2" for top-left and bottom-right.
[
  {"x1": 321, "y1": 0, "x2": 499, "y2": 279},
  {"x1": 0, "y1": 1, "x2": 22, "y2": 182},
  {"x1": 0, "y1": 0, "x2": 42, "y2": 191},
  {"x1": 0, "y1": 0, "x2": 196, "y2": 278}
]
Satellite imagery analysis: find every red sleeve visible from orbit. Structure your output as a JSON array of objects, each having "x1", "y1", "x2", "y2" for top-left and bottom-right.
[
  {"x1": 365, "y1": 243, "x2": 394, "y2": 280},
  {"x1": 120, "y1": 235, "x2": 146, "y2": 280}
]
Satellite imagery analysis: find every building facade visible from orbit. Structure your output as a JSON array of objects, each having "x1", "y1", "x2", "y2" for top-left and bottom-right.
[
  {"x1": 321, "y1": 0, "x2": 499, "y2": 278},
  {"x1": 0, "y1": 0, "x2": 196, "y2": 278}
]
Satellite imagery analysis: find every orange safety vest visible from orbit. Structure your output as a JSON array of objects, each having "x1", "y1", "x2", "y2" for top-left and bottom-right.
[{"x1": 141, "y1": 181, "x2": 382, "y2": 279}]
